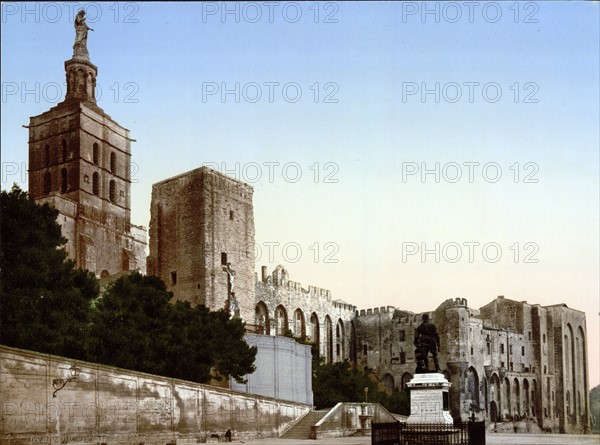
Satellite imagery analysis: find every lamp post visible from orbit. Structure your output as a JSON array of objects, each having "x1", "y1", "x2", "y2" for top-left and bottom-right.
[{"x1": 52, "y1": 364, "x2": 80, "y2": 398}]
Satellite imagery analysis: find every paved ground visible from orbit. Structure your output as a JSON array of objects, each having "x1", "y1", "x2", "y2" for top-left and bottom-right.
[{"x1": 233, "y1": 433, "x2": 599, "y2": 444}]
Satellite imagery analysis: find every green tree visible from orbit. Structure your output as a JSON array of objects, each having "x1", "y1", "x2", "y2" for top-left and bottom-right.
[
  {"x1": 0, "y1": 185, "x2": 98, "y2": 359},
  {"x1": 591, "y1": 384, "x2": 600, "y2": 434},
  {"x1": 87, "y1": 273, "x2": 172, "y2": 375},
  {"x1": 312, "y1": 359, "x2": 410, "y2": 415},
  {"x1": 88, "y1": 272, "x2": 256, "y2": 383}
]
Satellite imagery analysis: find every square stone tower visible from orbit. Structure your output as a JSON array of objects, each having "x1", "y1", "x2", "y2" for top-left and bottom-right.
[
  {"x1": 147, "y1": 167, "x2": 255, "y2": 323},
  {"x1": 27, "y1": 15, "x2": 146, "y2": 277}
]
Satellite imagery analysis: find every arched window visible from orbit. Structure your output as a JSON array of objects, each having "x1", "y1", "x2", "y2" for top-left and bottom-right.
[
  {"x1": 325, "y1": 315, "x2": 333, "y2": 364},
  {"x1": 43, "y1": 171, "x2": 51, "y2": 195},
  {"x1": 60, "y1": 168, "x2": 68, "y2": 193},
  {"x1": 310, "y1": 313, "x2": 320, "y2": 349},
  {"x1": 275, "y1": 305, "x2": 288, "y2": 335},
  {"x1": 110, "y1": 152, "x2": 116, "y2": 173},
  {"x1": 109, "y1": 180, "x2": 116, "y2": 202},
  {"x1": 61, "y1": 139, "x2": 67, "y2": 162},
  {"x1": 92, "y1": 172, "x2": 100, "y2": 196},
  {"x1": 294, "y1": 308, "x2": 305, "y2": 339},
  {"x1": 44, "y1": 144, "x2": 50, "y2": 166},
  {"x1": 255, "y1": 302, "x2": 270, "y2": 335},
  {"x1": 93, "y1": 142, "x2": 99, "y2": 165},
  {"x1": 336, "y1": 319, "x2": 345, "y2": 361}
]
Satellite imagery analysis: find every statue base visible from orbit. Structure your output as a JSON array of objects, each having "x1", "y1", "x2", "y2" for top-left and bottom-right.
[{"x1": 406, "y1": 373, "x2": 453, "y2": 424}]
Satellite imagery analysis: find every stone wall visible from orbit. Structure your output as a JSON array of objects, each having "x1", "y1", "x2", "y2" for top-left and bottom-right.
[
  {"x1": 148, "y1": 167, "x2": 255, "y2": 323},
  {"x1": 254, "y1": 265, "x2": 356, "y2": 363},
  {"x1": 311, "y1": 402, "x2": 397, "y2": 439},
  {"x1": 0, "y1": 345, "x2": 310, "y2": 444}
]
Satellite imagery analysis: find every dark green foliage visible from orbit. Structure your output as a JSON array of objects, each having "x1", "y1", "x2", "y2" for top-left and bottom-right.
[
  {"x1": 1, "y1": 186, "x2": 256, "y2": 384},
  {"x1": 591, "y1": 385, "x2": 600, "y2": 434},
  {"x1": 312, "y1": 360, "x2": 410, "y2": 415},
  {"x1": 87, "y1": 273, "x2": 172, "y2": 375},
  {"x1": 87, "y1": 272, "x2": 256, "y2": 383},
  {"x1": 0, "y1": 185, "x2": 98, "y2": 359}
]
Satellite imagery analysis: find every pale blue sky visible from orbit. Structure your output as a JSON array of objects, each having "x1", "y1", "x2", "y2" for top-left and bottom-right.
[{"x1": 1, "y1": 2, "x2": 598, "y2": 385}]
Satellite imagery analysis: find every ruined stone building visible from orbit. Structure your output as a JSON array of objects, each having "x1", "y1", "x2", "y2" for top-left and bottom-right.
[
  {"x1": 355, "y1": 296, "x2": 590, "y2": 433},
  {"x1": 255, "y1": 265, "x2": 356, "y2": 363},
  {"x1": 27, "y1": 31, "x2": 146, "y2": 277},
  {"x1": 147, "y1": 167, "x2": 256, "y2": 322},
  {"x1": 146, "y1": 164, "x2": 590, "y2": 433}
]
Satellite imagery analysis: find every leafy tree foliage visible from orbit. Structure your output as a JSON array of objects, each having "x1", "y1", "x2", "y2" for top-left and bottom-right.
[
  {"x1": 1, "y1": 186, "x2": 256, "y2": 384},
  {"x1": 591, "y1": 384, "x2": 600, "y2": 434},
  {"x1": 88, "y1": 272, "x2": 257, "y2": 383},
  {"x1": 87, "y1": 273, "x2": 172, "y2": 375},
  {"x1": 0, "y1": 185, "x2": 98, "y2": 359},
  {"x1": 312, "y1": 360, "x2": 410, "y2": 414}
]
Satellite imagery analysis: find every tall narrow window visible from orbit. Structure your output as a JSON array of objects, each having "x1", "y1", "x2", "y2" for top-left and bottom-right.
[
  {"x1": 44, "y1": 144, "x2": 50, "y2": 166},
  {"x1": 93, "y1": 143, "x2": 99, "y2": 165},
  {"x1": 110, "y1": 152, "x2": 116, "y2": 173},
  {"x1": 221, "y1": 252, "x2": 228, "y2": 265},
  {"x1": 92, "y1": 172, "x2": 99, "y2": 196},
  {"x1": 43, "y1": 171, "x2": 51, "y2": 195},
  {"x1": 399, "y1": 330, "x2": 406, "y2": 341},
  {"x1": 61, "y1": 139, "x2": 67, "y2": 162},
  {"x1": 60, "y1": 168, "x2": 68, "y2": 193},
  {"x1": 109, "y1": 180, "x2": 116, "y2": 202}
]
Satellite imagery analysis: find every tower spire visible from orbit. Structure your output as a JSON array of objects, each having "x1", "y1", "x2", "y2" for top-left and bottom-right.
[{"x1": 64, "y1": 10, "x2": 97, "y2": 103}]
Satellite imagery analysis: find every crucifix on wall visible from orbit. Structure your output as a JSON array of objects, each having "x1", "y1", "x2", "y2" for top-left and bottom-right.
[{"x1": 223, "y1": 262, "x2": 239, "y2": 318}]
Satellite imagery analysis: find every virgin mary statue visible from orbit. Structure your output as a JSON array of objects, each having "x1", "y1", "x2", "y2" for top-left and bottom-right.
[{"x1": 73, "y1": 10, "x2": 93, "y2": 59}]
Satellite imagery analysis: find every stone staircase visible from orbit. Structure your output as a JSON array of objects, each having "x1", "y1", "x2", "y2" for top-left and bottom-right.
[{"x1": 281, "y1": 409, "x2": 330, "y2": 439}]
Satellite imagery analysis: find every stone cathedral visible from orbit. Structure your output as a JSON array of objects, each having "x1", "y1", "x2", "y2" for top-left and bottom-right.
[
  {"x1": 27, "y1": 12, "x2": 146, "y2": 277},
  {"x1": 30, "y1": 15, "x2": 591, "y2": 435}
]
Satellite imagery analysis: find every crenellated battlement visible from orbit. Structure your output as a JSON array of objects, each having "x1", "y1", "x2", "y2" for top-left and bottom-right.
[{"x1": 358, "y1": 305, "x2": 396, "y2": 316}]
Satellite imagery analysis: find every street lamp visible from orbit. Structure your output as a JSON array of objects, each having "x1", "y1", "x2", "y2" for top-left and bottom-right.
[{"x1": 52, "y1": 364, "x2": 80, "y2": 398}]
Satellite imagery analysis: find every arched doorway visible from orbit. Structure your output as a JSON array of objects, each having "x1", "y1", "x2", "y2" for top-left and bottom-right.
[
  {"x1": 382, "y1": 373, "x2": 395, "y2": 395},
  {"x1": 504, "y1": 378, "x2": 511, "y2": 419},
  {"x1": 490, "y1": 373, "x2": 501, "y2": 421},
  {"x1": 466, "y1": 367, "x2": 480, "y2": 411},
  {"x1": 523, "y1": 379, "x2": 530, "y2": 417},
  {"x1": 513, "y1": 378, "x2": 521, "y2": 418},
  {"x1": 490, "y1": 401, "x2": 499, "y2": 422},
  {"x1": 401, "y1": 372, "x2": 413, "y2": 390}
]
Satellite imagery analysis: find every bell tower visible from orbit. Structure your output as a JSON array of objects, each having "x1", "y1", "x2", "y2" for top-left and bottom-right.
[{"x1": 27, "y1": 11, "x2": 146, "y2": 277}]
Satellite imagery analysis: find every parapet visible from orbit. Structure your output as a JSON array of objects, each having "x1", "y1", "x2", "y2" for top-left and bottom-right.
[
  {"x1": 357, "y1": 306, "x2": 395, "y2": 316},
  {"x1": 307, "y1": 285, "x2": 331, "y2": 301},
  {"x1": 438, "y1": 297, "x2": 468, "y2": 310}
]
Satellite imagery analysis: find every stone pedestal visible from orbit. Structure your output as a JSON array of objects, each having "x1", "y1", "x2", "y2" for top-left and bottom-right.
[{"x1": 406, "y1": 373, "x2": 453, "y2": 424}]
